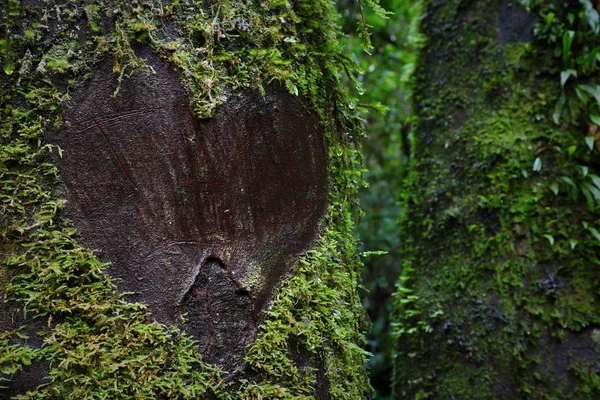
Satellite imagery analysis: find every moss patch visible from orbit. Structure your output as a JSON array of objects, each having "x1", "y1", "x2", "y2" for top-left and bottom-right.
[{"x1": 393, "y1": 0, "x2": 600, "y2": 398}]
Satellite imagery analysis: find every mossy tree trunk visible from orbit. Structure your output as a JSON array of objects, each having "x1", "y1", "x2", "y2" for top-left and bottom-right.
[
  {"x1": 393, "y1": 0, "x2": 600, "y2": 398},
  {"x1": 0, "y1": 1, "x2": 371, "y2": 398}
]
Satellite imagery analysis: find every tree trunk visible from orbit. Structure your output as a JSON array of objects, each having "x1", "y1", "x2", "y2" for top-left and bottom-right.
[
  {"x1": 393, "y1": 0, "x2": 600, "y2": 398},
  {"x1": 0, "y1": 1, "x2": 370, "y2": 398}
]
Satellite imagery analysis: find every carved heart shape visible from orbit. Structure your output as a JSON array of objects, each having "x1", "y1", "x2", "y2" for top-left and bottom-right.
[{"x1": 51, "y1": 51, "x2": 328, "y2": 371}]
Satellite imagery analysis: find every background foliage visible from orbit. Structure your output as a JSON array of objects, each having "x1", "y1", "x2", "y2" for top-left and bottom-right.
[{"x1": 336, "y1": 1, "x2": 424, "y2": 398}]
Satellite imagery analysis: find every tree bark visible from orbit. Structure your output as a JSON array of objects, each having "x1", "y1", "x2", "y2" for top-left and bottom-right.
[
  {"x1": 0, "y1": 1, "x2": 370, "y2": 398},
  {"x1": 393, "y1": 0, "x2": 600, "y2": 398}
]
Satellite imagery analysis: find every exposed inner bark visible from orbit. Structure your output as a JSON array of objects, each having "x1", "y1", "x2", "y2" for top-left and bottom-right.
[{"x1": 49, "y1": 50, "x2": 328, "y2": 371}]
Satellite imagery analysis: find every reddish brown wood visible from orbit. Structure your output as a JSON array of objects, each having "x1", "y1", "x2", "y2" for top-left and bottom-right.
[{"x1": 50, "y1": 50, "x2": 328, "y2": 371}]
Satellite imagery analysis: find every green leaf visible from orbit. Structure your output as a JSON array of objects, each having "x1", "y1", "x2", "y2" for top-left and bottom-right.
[
  {"x1": 550, "y1": 183, "x2": 559, "y2": 195},
  {"x1": 578, "y1": 84, "x2": 600, "y2": 106},
  {"x1": 588, "y1": 227, "x2": 600, "y2": 241},
  {"x1": 533, "y1": 157, "x2": 542, "y2": 172},
  {"x1": 562, "y1": 31, "x2": 575, "y2": 66},
  {"x1": 543, "y1": 234, "x2": 554, "y2": 246},
  {"x1": 575, "y1": 85, "x2": 590, "y2": 103},
  {"x1": 568, "y1": 145, "x2": 577, "y2": 158},
  {"x1": 591, "y1": 115, "x2": 600, "y2": 125},
  {"x1": 584, "y1": 5, "x2": 600, "y2": 33},
  {"x1": 582, "y1": 0, "x2": 594, "y2": 11},
  {"x1": 581, "y1": 185, "x2": 595, "y2": 210},
  {"x1": 589, "y1": 174, "x2": 600, "y2": 190},
  {"x1": 585, "y1": 136, "x2": 595, "y2": 151},
  {"x1": 582, "y1": 182, "x2": 600, "y2": 201},
  {"x1": 553, "y1": 92, "x2": 566, "y2": 124},
  {"x1": 569, "y1": 239, "x2": 578, "y2": 249},
  {"x1": 285, "y1": 80, "x2": 298, "y2": 96},
  {"x1": 560, "y1": 69, "x2": 577, "y2": 87},
  {"x1": 560, "y1": 176, "x2": 577, "y2": 195},
  {"x1": 580, "y1": 165, "x2": 590, "y2": 177}
]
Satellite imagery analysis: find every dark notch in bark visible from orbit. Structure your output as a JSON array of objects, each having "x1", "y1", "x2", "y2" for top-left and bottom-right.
[{"x1": 180, "y1": 257, "x2": 254, "y2": 372}]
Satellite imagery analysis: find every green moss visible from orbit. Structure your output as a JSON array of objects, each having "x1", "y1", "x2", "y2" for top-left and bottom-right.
[
  {"x1": 393, "y1": 0, "x2": 600, "y2": 398},
  {"x1": 1, "y1": 0, "x2": 371, "y2": 398}
]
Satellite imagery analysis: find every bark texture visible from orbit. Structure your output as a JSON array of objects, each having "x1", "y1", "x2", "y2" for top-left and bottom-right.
[
  {"x1": 393, "y1": 0, "x2": 600, "y2": 398},
  {"x1": 0, "y1": 1, "x2": 370, "y2": 398},
  {"x1": 50, "y1": 53, "x2": 328, "y2": 372}
]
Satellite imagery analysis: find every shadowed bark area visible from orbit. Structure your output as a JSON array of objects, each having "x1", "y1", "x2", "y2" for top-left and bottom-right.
[
  {"x1": 393, "y1": 0, "x2": 600, "y2": 398},
  {"x1": 0, "y1": 303, "x2": 48, "y2": 398},
  {"x1": 180, "y1": 259, "x2": 255, "y2": 370}
]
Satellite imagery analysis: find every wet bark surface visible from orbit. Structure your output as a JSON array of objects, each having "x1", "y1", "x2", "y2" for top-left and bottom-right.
[{"x1": 48, "y1": 50, "x2": 328, "y2": 372}]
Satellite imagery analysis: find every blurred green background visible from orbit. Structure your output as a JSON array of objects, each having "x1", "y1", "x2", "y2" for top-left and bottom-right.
[{"x1": 335, "y1": 1, "x2": 423, "y2": 398}]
